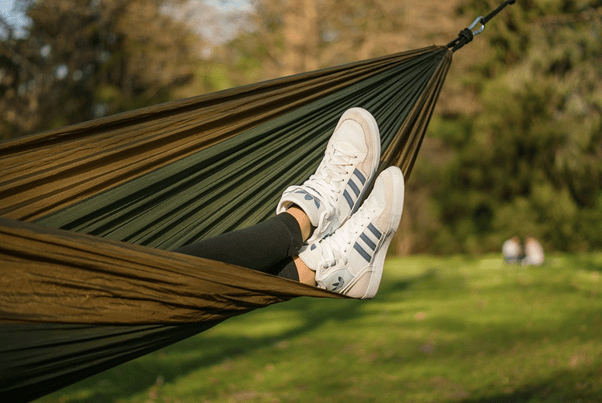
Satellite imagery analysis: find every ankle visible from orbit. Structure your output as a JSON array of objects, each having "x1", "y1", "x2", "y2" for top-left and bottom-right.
[
  {"x1": 284, "y1": 206, "x2": 313, "y2": 241},
  {"x1": 294, "y1": 255, "x2": 316, "y2": 285}
]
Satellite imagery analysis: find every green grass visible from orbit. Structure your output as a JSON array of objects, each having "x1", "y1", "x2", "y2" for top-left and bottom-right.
[{"x1": 36, "y1": 253, "x2": 602, "y2": 403}]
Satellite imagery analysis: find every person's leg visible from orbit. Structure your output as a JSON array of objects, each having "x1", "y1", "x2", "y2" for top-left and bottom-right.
[
  {"x1": 174, "y1": 208, "x2": 312, "y2": 282},
  {"x1": 175, "y1": 107, "x2": 381, "y2": 287},
  {"x1": 293, "y1": 255, "x2": 316, "y2": 285}
]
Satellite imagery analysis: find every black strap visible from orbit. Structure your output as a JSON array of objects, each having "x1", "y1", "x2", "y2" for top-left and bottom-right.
[
  {"x1": 483, "y1": 0, "x2": 517, "y2": 24},
  {"x1": 447, "y1": 0, "x2": 516, "y2": 52}
]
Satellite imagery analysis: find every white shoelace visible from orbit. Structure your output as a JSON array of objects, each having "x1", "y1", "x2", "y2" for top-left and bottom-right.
[
  {"x1": 317, "y1": 201, "x2": 378, "y2": 271},
  {"x1": 303, "y1": 142, "x2": 357, "y2": 209}
]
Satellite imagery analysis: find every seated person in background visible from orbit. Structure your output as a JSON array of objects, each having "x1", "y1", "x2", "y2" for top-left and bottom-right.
[
  {"x1": 502, "y1": 236, "x2": 522, "y2": 264},
  {"x1": 522, "y1": 236, "x2": 545, "y2": 266}
]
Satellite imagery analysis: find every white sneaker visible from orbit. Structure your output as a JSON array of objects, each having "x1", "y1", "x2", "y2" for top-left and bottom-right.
[
  {"x1": 276, "y1": 107, "x2": 380, "y2": 243},
  {"x1": 298, "y1": 167, "x2": 404, "y2": 299}
]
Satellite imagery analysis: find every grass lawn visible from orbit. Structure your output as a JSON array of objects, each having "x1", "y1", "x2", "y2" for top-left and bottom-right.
[{"x1": 36, "y1": 253, "x2": 602, "y2": 403}]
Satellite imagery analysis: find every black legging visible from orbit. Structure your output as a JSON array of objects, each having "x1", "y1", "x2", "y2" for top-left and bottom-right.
[{"x1": 173, "y1": 213, "x2": 303, "y2": 281}]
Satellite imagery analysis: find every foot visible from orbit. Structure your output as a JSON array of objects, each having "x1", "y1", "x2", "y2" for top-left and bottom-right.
[
  {"x1": 276, "y1": 107, "x2": 381, "y2": 243},
  {"x1": 298, "y1": 166, "x2": 404, "y2": 299}
]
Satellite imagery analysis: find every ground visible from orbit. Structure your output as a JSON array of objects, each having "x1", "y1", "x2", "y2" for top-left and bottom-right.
[{"x1": 37, "y1": 252, "x2": 602, "y2": 403}]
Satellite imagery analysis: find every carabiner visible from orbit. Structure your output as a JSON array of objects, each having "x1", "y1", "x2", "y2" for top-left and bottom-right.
[{"x1": 468, "y1": 16, "x2": 485, "y2": 36}]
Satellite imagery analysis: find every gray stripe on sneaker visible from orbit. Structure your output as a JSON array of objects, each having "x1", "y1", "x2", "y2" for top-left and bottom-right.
[
  {"x1": 354, "y1": 242, "x2": 372, "y2": 262},
  {"x1": 343, "y1": 189, "x2": 354, "y2": 209},
  {"x1": 354, "y1": 169, "x2": 366, "y2": 185},
  {"x1": 348, "y1": 178, "x2": 360, "y2": 197},
  {"x1": 360, "y1": 233, "x2": 377, "y2": 251},
  {"x1": 305, "y1": 185, "x2": 322, "y2": 198},
  {"x1": 368, "y1": 223, "x2": 382, "y2": 239}
]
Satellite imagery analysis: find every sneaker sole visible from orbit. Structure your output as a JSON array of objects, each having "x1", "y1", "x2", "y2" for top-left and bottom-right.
[{"x1": 359, "y1": 167, "x2": 405, "y2": 299}]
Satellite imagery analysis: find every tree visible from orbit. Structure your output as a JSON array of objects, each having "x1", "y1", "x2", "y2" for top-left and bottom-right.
[
  {"x1": 425, "y1": 0, "x2": 602, "y2": 253},
  {"x1": 0, "y1": 0, "x2": 202, "y2": 139},
  {"x1": 223, "y1": 0, "x2": 466, "y2": 81}
]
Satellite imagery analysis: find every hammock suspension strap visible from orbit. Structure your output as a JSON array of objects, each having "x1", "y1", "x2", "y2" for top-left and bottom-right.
[{"x1": 447, "y1": 0, "x2": 516, "y2": 52}]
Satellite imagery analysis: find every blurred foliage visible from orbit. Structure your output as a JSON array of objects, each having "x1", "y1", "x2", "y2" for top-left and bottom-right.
[
  {"x1": 0, "y1": 0, "x2": 203, "y2": 139},
  {"x1": 220, "y1": 0, "x2": 418, "y2": 83},
  {"x1": 0, "y1": 0, "x2": 600, "y2": 253},
  {"x1": 422, "y1": 0, "x2": 602, "y2": 254}
]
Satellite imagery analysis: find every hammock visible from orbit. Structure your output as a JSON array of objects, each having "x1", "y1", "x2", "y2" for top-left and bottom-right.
[{"x1": 0, "y1": 2, "x2": 515, "y2": 398}]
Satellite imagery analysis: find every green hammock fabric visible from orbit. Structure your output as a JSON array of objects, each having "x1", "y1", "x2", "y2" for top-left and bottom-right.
[{"x1": 0, "y1": 45, "x2": 452, "y2": 402}]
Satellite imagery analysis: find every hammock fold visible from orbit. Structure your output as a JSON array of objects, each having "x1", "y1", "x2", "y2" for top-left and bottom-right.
[{"x1": 0, "y1": 45, "x2": 452, "y2": 402}]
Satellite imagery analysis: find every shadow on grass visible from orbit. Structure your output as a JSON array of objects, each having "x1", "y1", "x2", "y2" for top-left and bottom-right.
[
  {"x1": 456, "y1": 365, "x2": 602, "y2": 403},
  {"x1": 569, "y1": 255, "x2": 602, "y2": 272},
  {"x1": 386, "y1": 267, "x2": 439, "y2": 293},
  {"x1": 39, "y1": 258, "x2": 602, "y2": 403},
  {"x1": 44, "y1": 269, "x2": 437, "y2": 403}
]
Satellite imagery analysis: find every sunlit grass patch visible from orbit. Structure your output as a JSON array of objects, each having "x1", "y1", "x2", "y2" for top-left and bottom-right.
[{"x1": 37, "y1": 253, "x2": 602, "y2": 403}]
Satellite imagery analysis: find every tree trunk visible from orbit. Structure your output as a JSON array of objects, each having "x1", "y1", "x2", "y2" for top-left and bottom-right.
[{"x1": 282, "y1": 0, "x2": 318, "y2": 76}]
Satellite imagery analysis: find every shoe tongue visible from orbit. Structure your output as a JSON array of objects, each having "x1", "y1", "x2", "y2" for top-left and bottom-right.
[
  {"x1": 332, "y1": 142, "x2": 355, "y2": 157},
  {"x1": 319, "y1": 142, "x2": 354, "y2": 184}
]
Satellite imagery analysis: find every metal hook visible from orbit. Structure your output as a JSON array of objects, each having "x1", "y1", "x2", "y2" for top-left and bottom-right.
[{"x1": 468, "y1": 16, "x2": 486, "y2": 36}]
